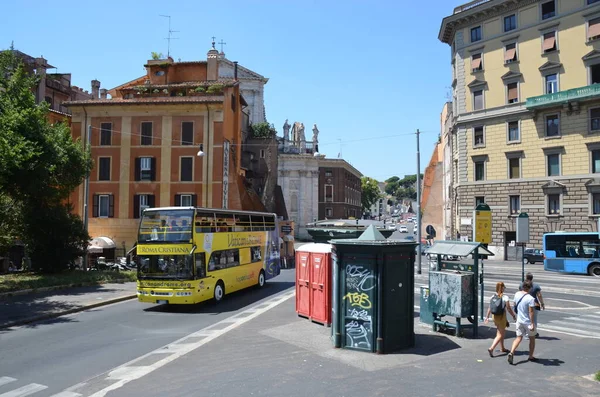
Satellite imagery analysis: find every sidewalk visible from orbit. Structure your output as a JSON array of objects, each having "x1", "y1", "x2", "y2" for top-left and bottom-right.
[
  {"x1": 112, "y1": 297, "x2": 600, "y2": 397},
  {"x1": 0, "y1": 282, "x2": 137, "y2": 329}
]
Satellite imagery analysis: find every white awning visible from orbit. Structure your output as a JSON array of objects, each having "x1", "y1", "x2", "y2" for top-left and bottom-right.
[{"x1": 88, "y1": 236, "x2": 116, "y2": 252}]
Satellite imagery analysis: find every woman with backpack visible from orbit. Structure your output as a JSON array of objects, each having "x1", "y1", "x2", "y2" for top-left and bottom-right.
[{"x1": 484, "y1": 282, "x2": 517, "y2": 357}]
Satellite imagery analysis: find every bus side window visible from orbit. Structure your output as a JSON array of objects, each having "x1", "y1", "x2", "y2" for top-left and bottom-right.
[{"x1": 195, "y1": 253, "x2": 206, "y2": 279}]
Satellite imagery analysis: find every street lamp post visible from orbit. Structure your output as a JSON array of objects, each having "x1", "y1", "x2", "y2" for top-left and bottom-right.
[
  {"x1": 82, "y1": 125, "x2": 91, "y2": 270},
  {"x1": 416, "y1": 129, "x2": 422, "y2": 275}
]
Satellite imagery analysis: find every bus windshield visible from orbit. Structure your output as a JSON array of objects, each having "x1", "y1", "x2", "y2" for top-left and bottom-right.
[
  {"x1": 137, "y1": 254, "x2": 193, "y2": 279},
  {"x1": 138, "y1": 209, "x2": 194, "y2": 243}
]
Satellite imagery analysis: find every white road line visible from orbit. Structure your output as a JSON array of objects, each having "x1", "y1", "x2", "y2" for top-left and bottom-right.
[
  {"x1": 539, "y1": 324, "x2": 600, "y2": 339},
  {"x1": 0, "y1": 383, "x2": 48, "y2": 397},
  {"x1": 0, "y1": 378, "x2": 16, "y2": 387},
  {"x1": 84, "y1": 290, "x2": 295, "y2": 397},
  {"x1": 561, "y1": 316, "x2": 600, "y2": 326},
  {"x1": 49, "y1": 392, "x2": 82, "y2": 397}
]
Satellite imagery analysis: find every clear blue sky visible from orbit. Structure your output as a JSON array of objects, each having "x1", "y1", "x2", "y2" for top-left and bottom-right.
[{"x1": 2, "y1": 0, "x2": 454, "y2": 181}]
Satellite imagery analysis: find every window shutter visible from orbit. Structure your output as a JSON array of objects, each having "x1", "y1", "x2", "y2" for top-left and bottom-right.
[
  {"x1": 504, "y1": 46, "x2": 516, "y2": 62},
  {"x1": 471, "y1": 54, "x2": 481, "y2": 70},
  {"x1": 148, "y1": 195, "x2": 155, "y2": 208},
  {"x1": 508, "y1": 84, "x2": 518, "y2": 101},
  {"x1": 135, "y1": 158, "x2": 141, "y2": 181},
  {"x1": 543, "y1": 32, "x2": 556, "y2": 51},
  {"x1": 93, "y1": 194, "x2": 99, "y2": 217},
  {"x1": 589, "y1": 18, "x2": 600, "y2": 40},
  {"x1": 174, "y1": 194, "x2": 181, "y2": 206},
  {"x1": 133, "y1": 195, "x2": 140, "y2": 219},
  {"x1": 192, "y1": 194, "x2": 197, "y2": 207},
  {"x1": 150, "y1": 158, "x2": 157, "y2": 181},
  {"x1": 109, "y1": 194, "x2": 115, "y2": 218}
]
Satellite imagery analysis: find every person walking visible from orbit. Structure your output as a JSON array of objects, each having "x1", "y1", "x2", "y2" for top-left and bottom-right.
[
  {"x1": 484, "y1": 282, "x2": 517, "y2": 357},
  {"x1": 520, "y1": 272, "x2": 545, "y2": 337},
  {"x1": 508, "y1": 280, "x2": 537, "y2": 365}
]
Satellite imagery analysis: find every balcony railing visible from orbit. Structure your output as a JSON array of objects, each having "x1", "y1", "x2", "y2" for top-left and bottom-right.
[{"x1": 525, "y1": 84, "x2": 600, "y2": 109}]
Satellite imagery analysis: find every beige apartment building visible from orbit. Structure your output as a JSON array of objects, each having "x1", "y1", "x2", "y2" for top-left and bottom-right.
[{"x1": 440, "y1": 0, "x2": 600, "y2": 258}]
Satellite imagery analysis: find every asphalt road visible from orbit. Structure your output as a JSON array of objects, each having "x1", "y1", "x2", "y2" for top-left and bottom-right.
[
  {"x1": 1, "y1": 231, "x2": 599, "y2": 396},
  {"x1": 0, "y1": 270, "x2": 296, "y2": 396}
]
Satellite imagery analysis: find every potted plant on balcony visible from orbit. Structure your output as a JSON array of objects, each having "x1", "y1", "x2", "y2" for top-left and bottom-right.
[
  {"x1": 206, "y1": 84, "x2": 224, "y2": 94},
  {"x1": 189, "y1": 86, "x2": 206, "y2": 96}
]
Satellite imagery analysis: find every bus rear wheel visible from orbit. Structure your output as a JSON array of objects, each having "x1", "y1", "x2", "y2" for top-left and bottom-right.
[
  {"x1": 588, "y1": 263, "x2": 600, "y2": 277},
  {"x1": 214, "y1": 281, "x2": 225, "y2": 302},
  {"x1": 257, "y1": 270, "x2": 266, "y2": 288}
]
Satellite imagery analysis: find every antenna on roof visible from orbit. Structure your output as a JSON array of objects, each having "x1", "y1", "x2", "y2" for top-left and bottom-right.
[{"x1": 160, "y1": 15, "x2": 179, "y2": 58}]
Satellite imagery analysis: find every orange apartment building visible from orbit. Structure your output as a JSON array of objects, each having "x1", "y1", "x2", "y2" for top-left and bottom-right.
[{"x1": 65, "y1": 44, "x2": 264, "y2": 250}]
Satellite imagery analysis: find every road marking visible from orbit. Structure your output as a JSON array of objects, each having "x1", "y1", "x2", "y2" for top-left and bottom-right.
[
  {"x1": 80, "y1": 290, "x2": 295, "y2": 397},
  {"x1": 49, "y1": 392, "x2": 82, "y2": 397},
  {"x1": 0, "y1": 378, "x2": 16, "y2": 387},
  {"x1": 0, "y1": 383, "x2": 47, "y2": 397}
]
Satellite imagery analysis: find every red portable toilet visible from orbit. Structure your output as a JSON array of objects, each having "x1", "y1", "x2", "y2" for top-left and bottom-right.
[{"x1": 295, "y1": 243, "x2": 332, "y2": 326}]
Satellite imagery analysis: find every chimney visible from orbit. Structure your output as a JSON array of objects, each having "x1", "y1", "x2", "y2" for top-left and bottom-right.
[
  {"x1": 207, "y1": 40, "x2": 219, "y2": 81},
  {"x1": 91, "y1": 79, "x2": 101, "y2": 99},
  {"x1": 34, "y1": 57, "x2": 47, "y2": 104},
  {"x1": 100, "y1": 88, "x2": 108, "y2": 99},
  {"x1": 233, "y1": 61, "x2": 238, "y2": 81}
]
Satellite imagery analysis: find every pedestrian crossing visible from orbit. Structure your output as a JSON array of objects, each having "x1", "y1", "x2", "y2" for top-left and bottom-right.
[
  {"x1": 0, "y1": 376, "x2": 80, "y2": 397},
  {"x1": 539, "y1": 311, "x2": 600, "y2": 339}
]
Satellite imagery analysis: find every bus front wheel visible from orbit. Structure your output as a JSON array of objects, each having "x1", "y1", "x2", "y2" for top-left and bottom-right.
[
  {"x1": 588, "y1": 263, "x2": 600, "y2": 277},
  {"x1": 257, "y1": 270, "x2": 266, "y2": 288},
  {"x1": 214, "y1": 281, "x2": 225, "y2": 302}
]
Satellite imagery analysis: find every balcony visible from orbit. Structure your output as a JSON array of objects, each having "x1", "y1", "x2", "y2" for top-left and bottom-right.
[{"x1": 526, "y1": 84, "x2": 600, "y2": 110}]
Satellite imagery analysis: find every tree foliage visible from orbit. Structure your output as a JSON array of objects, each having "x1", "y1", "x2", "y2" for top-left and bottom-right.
[
  {"x1": 249, "y1": 122, "x2": 277, "y2": 138},
  {"x1": 361, "y1": 177, "x2": 381, "y2": 212},
  {"x1": 0, "y1": 48, "x2": 92, "y2": 272}
]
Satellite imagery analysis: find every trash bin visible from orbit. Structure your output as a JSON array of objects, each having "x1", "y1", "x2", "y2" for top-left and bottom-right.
[
  {"x1": 331, "y1": 225, "x2": 416, "y2": 354},
  {"x1": 295, "y1": 243, "x2": 333, "y2": 326},
  {"x1": 419, "y1": 286, "x2": 434, "y2": 325}
]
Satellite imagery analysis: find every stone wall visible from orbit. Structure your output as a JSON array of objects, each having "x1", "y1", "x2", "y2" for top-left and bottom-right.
[{"x1": 457, "y1": 177, "x2": 598, "y2": 254}]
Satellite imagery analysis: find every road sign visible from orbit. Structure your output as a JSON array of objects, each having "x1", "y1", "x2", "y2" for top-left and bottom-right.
[
  {"x1": 281, "y1": 225, "x2": 292, "y2": 234},
  {"x1": 473, "y1": 204, "x2": 492, "y2": 244},
  {"x1": 516, "y1": 212, "x2": 529, "y2": 243}
]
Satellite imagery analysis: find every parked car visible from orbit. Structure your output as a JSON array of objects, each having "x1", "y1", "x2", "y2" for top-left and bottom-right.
[
  {"x1": 398, "y1": 225, "x2": 408, "y2": 233},
  {"x1": 524, "y1": 248, "x2": 544, "y2": 264}
]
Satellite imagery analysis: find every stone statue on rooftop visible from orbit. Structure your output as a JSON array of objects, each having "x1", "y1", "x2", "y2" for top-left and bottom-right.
[
  {"x1": 283, "y1": 119, "x2": 291, "y2": 141},
  {"x1": 312, "y1": 124, "x2": 319, "y2": 144},
  {"x1": 298, "y1": 123, "x2": 305, "y2": 142}
]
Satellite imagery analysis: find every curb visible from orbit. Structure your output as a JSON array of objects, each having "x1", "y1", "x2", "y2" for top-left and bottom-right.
[
  {"x1": 0, "y1": 294, "x2": 138, "y2": 330},
  {"x1": 0, "y1": 280, "x2": 134, "y2": 300}
]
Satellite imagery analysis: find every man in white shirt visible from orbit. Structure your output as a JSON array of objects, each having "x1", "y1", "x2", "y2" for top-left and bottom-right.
[{"x1": 508, "y1": 280, "x2": 537, "y2": 365}]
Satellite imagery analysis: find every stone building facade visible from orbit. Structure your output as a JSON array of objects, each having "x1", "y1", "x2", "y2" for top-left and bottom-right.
[
  {"x1": 278, "y1": 155, "x2": 319, "y2": 240},
  {"x1": 317, "y1": 158, "x2": 362, "y2": 220},
  {"x1": 65, "y1": 45, "x2": 261, "y2": 249},
  {"x1": 440, "y1": 0, "x2": 600, "y2": 258}
]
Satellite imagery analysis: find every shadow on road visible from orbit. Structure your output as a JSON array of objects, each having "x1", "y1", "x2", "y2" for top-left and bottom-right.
[
  {"x1": 143, "y1": 280, "x2": 296, "y2": 315},
  {"x1": 0, "y1": 285, "x2": 133, "y2": 332}
]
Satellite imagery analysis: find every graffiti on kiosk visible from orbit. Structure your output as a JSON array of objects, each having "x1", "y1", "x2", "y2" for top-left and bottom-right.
[
  {"x1": 348, "y1": 308, "x2": 371, "y2": 322},
  {"x1": 345, "y1": 320, "x2": 372, "y2": 350},
  {"x1": 345, "y1": 264, "x2": 375, "y2": 292},
  {"x1": 343, "y1": 292, "x2": 372, "y2": 309}
]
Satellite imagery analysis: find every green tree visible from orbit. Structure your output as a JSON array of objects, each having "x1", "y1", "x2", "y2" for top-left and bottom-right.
[
  {"x1": 249, "y1": 122, "x2": 277, "y2": 138},
  {"x1": 0, "y1": 48, "x2": 92, "y2": 272},
  {"x1": 385, "y1": 176, "x2": 399, "y2": 183},
  {"x1": 361, "y1": 177, "x2": 381, "y2": 213},
  {"x1": 151, "y1": 51, "x2": 163, "y2": 60}
]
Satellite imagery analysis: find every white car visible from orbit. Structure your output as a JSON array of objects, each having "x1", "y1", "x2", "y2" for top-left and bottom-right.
[
  {"x1": 387, "y1": 223, "x2": 397, "y2": 231},
  {"x1": 398, "y1": 225, "x2": 408, "y2": 233}
]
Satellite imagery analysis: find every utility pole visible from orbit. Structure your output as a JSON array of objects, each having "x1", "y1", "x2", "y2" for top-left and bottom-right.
[
  {"x1": 83, "y1": 125, "x2": 91, "y2": 270},
  {"x1": 416, "y1": 129, "x2": 422, "y2": 275}
]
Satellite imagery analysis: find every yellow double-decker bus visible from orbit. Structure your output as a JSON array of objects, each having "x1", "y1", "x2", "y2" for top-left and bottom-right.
[{"x1": 135, "y1": 207, "x2": 281, "y2": 305}]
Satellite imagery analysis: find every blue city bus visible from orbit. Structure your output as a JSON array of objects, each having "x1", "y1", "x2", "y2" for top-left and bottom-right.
[{"x1": 543, "y1": 232, "x2": 600, "y2": 277}]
